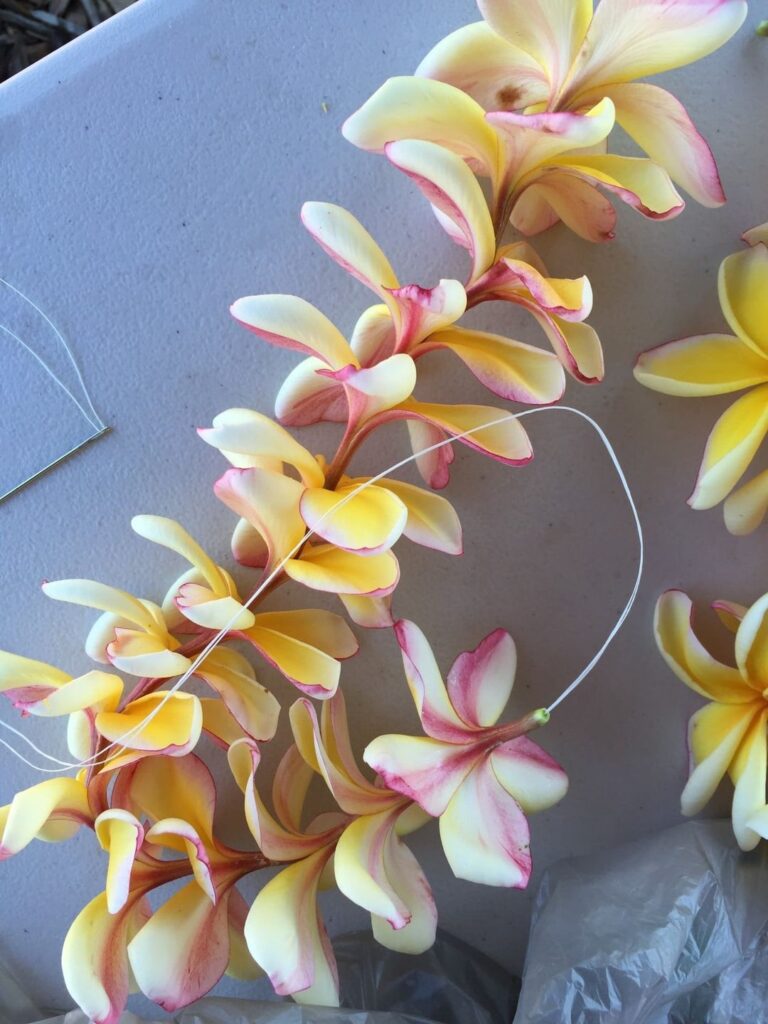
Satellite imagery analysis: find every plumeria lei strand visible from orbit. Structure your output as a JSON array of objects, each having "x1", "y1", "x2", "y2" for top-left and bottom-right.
[{"x1": 0, "y1": 0, "x2": 746, "y2": 1019}]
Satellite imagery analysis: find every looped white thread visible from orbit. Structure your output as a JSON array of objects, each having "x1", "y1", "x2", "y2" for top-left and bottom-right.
[{"x1": 0, "y1": 405, "x2": 643, "y2": 773}]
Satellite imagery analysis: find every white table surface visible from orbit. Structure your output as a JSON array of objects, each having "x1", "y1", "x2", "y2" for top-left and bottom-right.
[{"x1": 1, "y1": 0, "x2": 767, "y2": 1014}]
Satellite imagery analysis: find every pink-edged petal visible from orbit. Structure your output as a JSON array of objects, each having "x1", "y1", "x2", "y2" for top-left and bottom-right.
[
  {"x1": 386, "y1": 280, "x2": 467, "y2": 352},
  {"x1": 335, "y1": 807, "x2": 437, "y2": 953},
  {"x1": 406, "y1": 419, "x2": 454, "y2": 490},
  {"x1": 128, "y1": 881, "x2": 234, "y2": 1011},
  {"x1": 231, "y1": 518, "x2": 269, "y2": 569},
  {"x1": 274, "y1": 357, "x2": 348, "y2": 427},
  {"x1": 112, "y1": 752, "x2": 216, "y2": 838},
  {"x1": 491, "y1": 736, "x2": 569, "y2": 812},
  {"x1": 62, "y1": 892, "x2": 151, "y2": 1024},
  {"x1": 394, "y1": 619, "x2": 471, "y2": 740},
  {"x1": 350, "y1": 304, "x2": 397, "y2": 365},
  {"x1": 364, "y1": 733, "x2": 482, "y2": 817},
  {"x1": 468, "y1": 257, "x2": 592, "y2": 320},
  {"x1": 654, "y1": 590, "x2": 754, "y2": 703},
  {"x1": 225, "y1": 888, "x2": 263, "y2": 981},
  {"x1": 510, "y1": 171, "x2": 617, "y2": 243},
  {"x1": 0, "y1": 777, "x2": 92, "y2": 859},
  {"x1": 570, "y1": 0, "x2": 748, "y2": 92},
  {"x1": 230, "y1": 294, "x2": 354, "y2": 370},
  {"x1": 319, "y1": 353, "x2": 417, "y2": 427},
  {"x1": 301, "y1": 202, "x2": 399, "y2": 303},
  {"x1": 385, "y1": 139, "x2": 495, "y2": 282},
  {"x1": 439, "y1": 758, "x2": 532, "y2": 888},
  {"x1": 96, "y1": 692, "x2": 203, "y2": 764},
  {"x1": 245, "y1": 845, "x2": 339, "y2": 1005},
  {"x1": 242, "y1": 623, "x2": 341, "y2": 699},
  {"x1": 586, "y1": 82, "x2": 725, "y2": 207},
  {"x1": 725, "y1": 470, "x2": 768, "y2": 536},
  {"x1": 530, "y1": 312, "x2": 604, "y2": 383},
  {"x1": 285, "y1": 544, "x2": 400, "y2": 600},
  {"x1": 144, "y1": 818, "x2": 216, "y2": 904},
  {"x1": 362, "y1": 478, "x2": 463, "y2": 555},
  {"x1": 214, "y1": 467, "x2": 306, "y2": 571},
  {"x1": 338, "y1": 593, "x2": 395, "y2": 629},
  {"x1": 713, "y1": 599, "x2": 748, "y2": 633},
  {"x1": 542, "y1": 155, "x2": 684, "y2": 221},
  {"x1": 426, "y1": 326, "x2": 566, "y2": 404},
  {"x1": 95, "y1": 810, "x2": 145, "y2": 914},
  {"x1": 195, "y1": 647, "x2": 280, "y2": 742},
  {"x1": 447, "y1": 629, "x2": 516, "y2": 728},
  {"x1": 253, "y1": 610, "x2": 358, "y2": 660},
  {"x1": 416, "y1": 20, "x2": 549, "y2": 111},
  {"x1": 300, "y1": 482, "x2": 408, "y2": 555}
]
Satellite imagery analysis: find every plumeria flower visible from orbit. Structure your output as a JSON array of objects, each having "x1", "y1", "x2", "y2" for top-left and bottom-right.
[
  {"x1": 635, "y1": 237, "x2": 768, "y2": 532},
  {"x1": 654, "y1": 590, "x2": 768, "y2": 851},
  {"x1": 227, "y1": 302, "x2": 534, "y2": 489},
  {"x1": 365, "y1": 621, "x2": 568, "y2": 887},
  {"x1": 417, "y1": 0, "x2": 747, "y2": 214},
  {"x1": 0, "y1": 775, "x2": 93, "y2": 860},
  {"x1": 61, "y1": 755, "x2": 264, "y2": 1023},
  {"x1": 230, "y1": 689, "x2": 435, "y2": 1007},
  {"x1": 344, "y1": 81, "x2": 683, "y2": 242}
]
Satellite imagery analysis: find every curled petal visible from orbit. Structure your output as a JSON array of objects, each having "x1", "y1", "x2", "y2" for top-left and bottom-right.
[
  {"x1": 654, "y1": 590, "x2": 755, "y2": 703},
  {"x1": 571, "y1": 0, "x2": 747, "y2": 91},
  {"x1": 275, "y1": 357, "x2": 348, "y2": 427},
  {"x1": 365, "y1": 478, "x2": 462, "y2": 555},
  {"x1": 225, "y1": 889, "x2": 263, "y2": 981},
  {"x1": 95, "y1": 810, "x2": 145, "y2": 914},
  {"x1": 7, "y1": 670, "x2": 122, "y2": 718},
  {"x1": 689, "y1": 384, "x2": 768, "y2": 509},
  {"x1": 719, "y1": 244, "x2": 768, "y2": 357},
  {"x1": 510, "y1": 171, "x2": 617, "y2": 243},
  {"x1": 338, "y1": 594, "x2": 395, "y2": 629},
  {"x1": 144, "y1": 819, "x2": 214, "y2": 904},
  {"x1": 113, "y1": 753, "x2": 216, "y2": 838},
  {"x1": 426, "y1": 326, "x2": 566, "y2": 404},
  {"x1": 285, "y1": 544, "x2": 400, "y2": 599},
  {"x1": 385, "y1": 139, "x2": 495, "y2": 282},
  {"x1": 131, "y1": 516, "x2": 228, "y2": 595},
  {"x1": 491, "y1": 737, "x2": 569, "y2": 813},
  {"x1": 589, "y1": 82, "x2": 725, "y2": 207},
  {"x1": 199, "y1": 408, "x2": 324, "y2": 487},
  {"x1": 106, "y1": 630, "x2": 191, "y2": 679},
  {"x1": 96, "y1": 692, "x2": 203, "y2": 765},
  {"x1": 635, "y1": 334, "x2": 768, "y2": 396},
  {"x1": 395, "y1": 619, "x2": 471, "y2": 740},
  {"x1": 230, "y1": 294, "x2": 354, "y2": 370},
  {"x1": 535, "y1": 316, "x2": 604, "y2": 383},
  {"x1": 393, "y1": 399, "x2": 533, "y2": 467},
  {"x1": 42, "y1": 579, "x2": 161, "y2": 634},
  {"x1": 343, "y1": 76, "x2": 500, "y2": 181},
  {"x1": 712, "y1": 599, "x2": 748, "y2": 633},
  {"x1": 320, "y1": 354, "x2": 416, "y2": 426},
  {"x1": 350, "y1": 304, "x2": 397, "y2": 365},
  {"x1": 0, "y1": 778, "x2": 92, "y2": 859},
  {"x1": 729, "y1": 708, "x2": 768, "y2": 851},
  {"x1": 416, "y1": 20, "x2": 549, "y2": 111},
  {"x1": 386, "y1": 280, "x2": 467, "y2": 351},
  {"x1": 245, "y1": 846, "x2": 339, "y2": 1005},
  {"x1": 439, "y1": 758, "x2": 532, "y2": 888},
  {"x1": 253, "y1": 609, "x2": 358, "y2": 661},
  {"x1": 0, "y1": 651, "x2": 70, "y2": 698},
  {"x1": 243, "y1": 623, "x2": 341, "y2": 698},
  {"x1": 128, "y1": 881, "x2": 234, "y2": 1011},
  {"x1": 447, "y1": 629, "x2": 516, "y2": 728},
  {"x1": 174, "y1": 584, "x2": 255, "y2": 632},
  {"x1": 300, "y1": 483, "x2": 408, "y2": 555},
  {"x1": 301, "y1": 202, "x2": 400, "y2": 303},
  {"x1": 195, "y1": 648, "x2": 280, "y2": 742},
  {"x1": 62, "y1": 892, "x2": 150, "y2": 1024},
  {"x1": 406, "y1": 420, "x2": 454, "y2": 490},
  {"x1": 469, "y1": 257, "x2": 592, "y2": 320},
  {"x1": 214, "y1": 467, "x2": 306, "y2": 571},
  {"x1": 537, "y1": 155, "x2": 684, "y2": 220},
  {"x1": 682, "y1": 702, "x2": 757, "y2": 817},
  {"x1": 725, "y1": 470, "x2": 768, "y2": 536},
  {"x1": 735, "y1": 593, "x2": 768, "y2": 690}
]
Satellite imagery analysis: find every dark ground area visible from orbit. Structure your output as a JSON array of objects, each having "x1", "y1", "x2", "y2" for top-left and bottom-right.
[{"x1": 0, "y1": 0, "x2": 135, "y2": 81}]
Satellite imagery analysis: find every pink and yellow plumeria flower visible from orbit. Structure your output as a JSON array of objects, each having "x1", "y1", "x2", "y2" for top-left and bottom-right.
[
  {"x1": 231, "y1": 688, "x2": 435, "y2": 1007},
  {"x1": 365, "y1": 621, "x2": 568, "y2": 887},
  {"x1": 654, "y1": 590, "x2": 768, "y2": 851},
  {"x1": 344, "y1": 81, "x2": 683, "y2": 242},
  {"x1": 62, "y1": 755, "x2": 264, "y2": 1023},
  {"x1": 635, "y1": 236, "x2": 768, "y2": 532},
  {"x1": 418, "y1": 0, "x2": 747, "y2": 215}
]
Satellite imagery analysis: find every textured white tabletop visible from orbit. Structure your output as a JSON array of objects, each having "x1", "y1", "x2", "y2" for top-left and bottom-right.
[{"x1": 1, "y1": 0, "x2": 767, "y2": 1013}]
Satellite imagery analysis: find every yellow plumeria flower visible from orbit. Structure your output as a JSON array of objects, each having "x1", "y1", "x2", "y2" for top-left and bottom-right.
[
  {"x1": 655, "y1": 590, "x2": 768, "y2": 851},
  {"x1": 635, "y1": 238, "x2": 768, "y2": 532},
  {"x1": 418, "y1": 0, "x2": 746, "y2": 212}
]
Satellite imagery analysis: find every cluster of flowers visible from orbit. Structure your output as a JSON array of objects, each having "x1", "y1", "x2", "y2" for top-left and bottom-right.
[{"x1": 0, "y1": 0, "x2": 747, "y2": 1020}]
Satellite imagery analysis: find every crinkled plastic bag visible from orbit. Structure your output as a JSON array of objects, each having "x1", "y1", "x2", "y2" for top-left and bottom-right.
[
  {"x1": 2, "y1": 930, "x2": 517, "y2": 1024},
  {"x1": 514, "y1": 820, "x2": 768, "y2": 1024}
]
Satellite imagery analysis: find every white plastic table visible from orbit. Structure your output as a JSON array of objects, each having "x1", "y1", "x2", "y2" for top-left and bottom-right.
[{"x1": 1, "y1": 0, "x2": 766, "y2": 1013}]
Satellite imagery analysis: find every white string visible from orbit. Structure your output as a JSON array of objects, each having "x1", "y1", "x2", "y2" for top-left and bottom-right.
[
  {"x1": 0, "y1": 277, "x2": 106, "y2": 432},
  {"x1": 0, "y1": 405, "x2": 643, "y2": 773}
]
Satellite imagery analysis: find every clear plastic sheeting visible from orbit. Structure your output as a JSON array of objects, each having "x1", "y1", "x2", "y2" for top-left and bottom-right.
[
  {"x1": 514, "y1": 820, "x2": 768, "y2": 1024},
  {"x1": 1, "y1": 930, "x2": 518, "y2": 1024}
]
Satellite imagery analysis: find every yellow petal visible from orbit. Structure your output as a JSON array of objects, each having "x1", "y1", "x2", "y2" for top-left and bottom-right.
[
  {"x1": 301, "y1": 202, "x2": 399, "y2": 302},
  {"x1": 214, "y1": 467, "x2": 306, "y2": 570},
  {"x1": 0, "y1": 777, "x2": 91, "y2": 858},
  {"x1": 343, "y1": 76, "x2": 500, "y2": 181},
  {"x1": 95, "y1": 810, "x2": 144, "y2": 914},
  {"x1": 245, "y1": 847, "x2": 339, "y2": 1005},
  {"x1": 395, "y1": 399, "x2": 533, "y2": 465},
  {"x1": 725, "y1": 470, "x2": 768, "y2": 536},
  {"x1": 719, "y1": 244, "x2": 768, "y2": 357},
  {"x1": 196, "y1": 647, "x2": 280, "y2": 742},
  {"x1": 114, "y1": 753, "x2": 216, "y2": 837},
  {"x1": 252, "y1": 609, "x2": 358, "y2": 660},
  {"x1": 545, "y1": 154, "x2": 683, "y2": 219},
  {"x1": 682, "y1": 701, "x2": 758, "y2": 816},
  {"x1": 359, "y1": 478, "x2": 462, "y2": 555},
  {"x1": 635, "y1": 334, "x2": 768, "y2": 396},
  {"x1": 42, "y1": 579, "x2": 161, "y2": 634},
  {"x1": 230, "y1": 294, "x2": 355, "y2": 370},
  {"x1": 301, "y1": 483, "x2": 407, "y2": 554},
  {"x1": 244, "y1": 624, "x2": 341, "y2": 697},
  {"x1": 654, "y1": 590, "x2": 755, "y2": 703},
  {"x1": 0, "y1": 651, "x2": 70, "y2": 692},
  {"x1": 690, "y1": 385, "x2": 768, "y2": 510},
  {"x1": 274, "y1": 356, "x2": 348, "y2": 428},
  {"x1": 97, "y1": 692, "x2": 203, "y2": 760},
  {"x1": 199, "y1": 408, "x2": 324, "y2": 487},
  {"x1": 735, "y1": 592, "x2": 768, "y2": 690},
  {"x1": 729, "y1": 708, "x2": 768, "y2": 851},
  {"x1": 571, "y1": 0, "x2": 747, "y2": 90},
  {"x1": 336, "y1": 354, "x2": 417, "y2": 425},
  {"x1": 338, "y1": 593, "x2": 394, "y2": 629},
  {"x1": 416, "y1": 20, "x2": 549, "y2": 111},
  {"x1": 131, "y1": 515, "x2": 227, "y2": 593},
  {"x1": 106, "y1": 630, "x2": 191, "y2": 679},
  {"x1": 744, "y1": 223, "x2": 768, "y2": 247},
  {"x1": 286, "y1": 544, "x2": 399, "y2": 597},
  {"x1": 385, "y1": 139, "x2": 495, "y2": 282}
]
